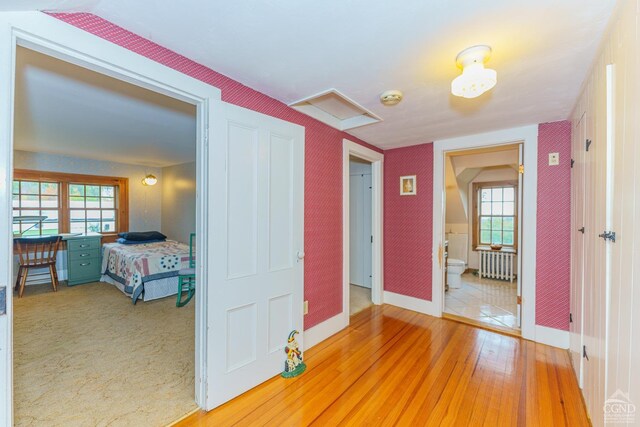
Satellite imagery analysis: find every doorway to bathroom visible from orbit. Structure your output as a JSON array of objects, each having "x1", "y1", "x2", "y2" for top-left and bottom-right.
[
  {"x1": 442, "y1": 144, "x2": 523, "y2": 333},
  {"x1": 349, "y1": 156, "x2": 373, "y2": 315}
]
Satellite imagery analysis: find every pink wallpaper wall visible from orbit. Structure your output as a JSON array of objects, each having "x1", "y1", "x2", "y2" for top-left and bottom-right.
[
  {"x1": 50, "y1": 13, "x2": 382, "y2": 329},
  {"x1": 535, "y1": 121, "x2": 572, "y2": 331},
  {"x1": 383, "y1": 143, "x2": 434, "y2": 301}
]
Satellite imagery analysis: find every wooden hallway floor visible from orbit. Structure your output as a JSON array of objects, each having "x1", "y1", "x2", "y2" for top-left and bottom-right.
[{"x1": 175, "y1": 304, "x2": 589, "y2": 426}]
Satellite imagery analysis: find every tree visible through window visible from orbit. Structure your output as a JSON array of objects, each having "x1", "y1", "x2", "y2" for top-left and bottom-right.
[
  {"x1": 12, "y1": 180, "x2": 60, "y2": 236},
  {"x1": 474, "y1": 182, "x2": 517, "y2": 247},
  {"x1": 12, "y1": 170, "x2": 128, "y2": 238},
  {"x1": 69, "y1": 184, "x2": 117, "y2": 234}
]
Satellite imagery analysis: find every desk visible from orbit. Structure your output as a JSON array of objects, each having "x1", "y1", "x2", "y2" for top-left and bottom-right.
[
  {"x1": 64, "y1": 233, "x2": 103, "y2": 286},
  {"x1": 14, "y1": 232, "x2": 103, "y2": 286}
]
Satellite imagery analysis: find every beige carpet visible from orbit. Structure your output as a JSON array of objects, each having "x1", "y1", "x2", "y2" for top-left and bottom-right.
[
  {"x1": 13, "y1": 281, "x2": 196, "y2": 427},
  {"x1": 349, "y1": 284, "x2": 372, "y2": 315}
]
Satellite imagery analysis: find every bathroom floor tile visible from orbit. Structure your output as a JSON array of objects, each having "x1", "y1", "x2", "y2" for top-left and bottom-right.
[{"x1": 444, "y1": 273, "x2": 519, "y2": 332}]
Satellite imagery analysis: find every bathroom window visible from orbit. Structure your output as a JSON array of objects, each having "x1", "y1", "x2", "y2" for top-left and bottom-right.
[{"x1": 472, "y1": 181, "x2": 518, "y2": 249}]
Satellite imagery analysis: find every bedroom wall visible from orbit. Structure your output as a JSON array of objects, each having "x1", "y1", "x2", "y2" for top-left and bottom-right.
[
  {"x1": 14, "y1": 150, "x2": 162, "y2": 232},
  {"x1": 161, "y1": 161, "x2": 195, "y2": 244},
  {"x1": 50, "y1": 12, "x2": 383, "y2": 330}
]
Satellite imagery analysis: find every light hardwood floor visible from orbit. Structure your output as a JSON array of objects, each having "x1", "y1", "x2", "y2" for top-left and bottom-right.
[{"x1": 175, "y1": 304, "x2": 589, "y2": 426}]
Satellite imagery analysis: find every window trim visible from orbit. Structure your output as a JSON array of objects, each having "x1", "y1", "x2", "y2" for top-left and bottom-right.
[
  {"x1": 472, "y1": 179, "x2": 518, "y2": 250},
  {"x1": 14, "y1": 169, "x2": 129, "y2": 240}
]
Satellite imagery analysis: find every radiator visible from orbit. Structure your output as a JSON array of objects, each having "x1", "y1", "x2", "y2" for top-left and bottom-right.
[{"x1": 478, "y1": 249, "x2": 516, "y2": 282}]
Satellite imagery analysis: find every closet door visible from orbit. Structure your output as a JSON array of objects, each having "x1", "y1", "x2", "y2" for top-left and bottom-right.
[
  {"x1": 570, "y1": 112, "x2": 586, "y2": 388},
  {"x1": 362, "y1": 173, "x2": 373, "y2": 289},
  {"x1": 349, "y1": 174, "x2": 364, "y2": 286}
]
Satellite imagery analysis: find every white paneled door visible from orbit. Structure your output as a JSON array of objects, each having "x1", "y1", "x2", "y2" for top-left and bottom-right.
[
  {"x1": 207, "y1": 101, "x2": 304, "y2": 409},
  {"x1": 349, "y1": 172, "x2": 372, "y2": 288}
]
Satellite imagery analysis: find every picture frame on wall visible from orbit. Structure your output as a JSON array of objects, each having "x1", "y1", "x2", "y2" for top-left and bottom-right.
[{"x1": 400, "y1": 175, "x2": 416, "y2": 195}]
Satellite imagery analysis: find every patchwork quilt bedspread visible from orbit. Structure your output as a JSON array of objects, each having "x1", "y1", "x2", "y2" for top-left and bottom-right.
[{"x1": 101, "y1": 240, "x2": 191, "y2": 303}]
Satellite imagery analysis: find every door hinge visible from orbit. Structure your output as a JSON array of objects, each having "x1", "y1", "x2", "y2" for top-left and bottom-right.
[
  {"x1": 599, "y1": 231, "x2": 616, "y2": 242},
  {"x1": 586, "y1": 139, "x2": 592, "y2": 151},
  {"x1": 578, "y1": 227, "x2": 585, "y2": 234},
  {"x1": 570, "y1": 312, "x2": 573, "y2": 323},
  {"x1": 583, "y1": 345, "x2": 589, "y2": 361},
  {"x1": 571, "y1": 159, "x2": 575, "y2": 168},
  {"x1": 518, "y1": 164, "x2": 524, "y2": 174},
  {"x1": 371, "y1": 235, "x2": 373, "y2": 243}
]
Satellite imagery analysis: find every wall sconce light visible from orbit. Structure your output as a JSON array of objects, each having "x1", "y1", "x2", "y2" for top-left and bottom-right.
[
  {"x1": 142, "y1": 174, "x2": 158, "y2": 186},
  {"x1": 451, "y1": 45, "x2": 497, "y2": 99}
]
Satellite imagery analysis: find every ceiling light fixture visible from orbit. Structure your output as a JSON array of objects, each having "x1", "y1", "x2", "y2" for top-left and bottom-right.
[
  {"x1": 451, "y1": 45, "x2": 497, "y2": 99},
  {"x1": 142, "y1": 174, "x2": 158, "y2": 186},
  {"x1": 380, "y1": 90, "x2": 403, "y2": 106}
]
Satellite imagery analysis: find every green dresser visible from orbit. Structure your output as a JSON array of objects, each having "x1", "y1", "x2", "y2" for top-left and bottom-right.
[{"x1": 65, "y1": 233, "x2": 103, "y2": 286}]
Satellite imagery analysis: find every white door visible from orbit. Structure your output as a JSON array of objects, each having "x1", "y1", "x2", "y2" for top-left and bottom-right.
[
  {"x1": 362, "y1": 173, "x2": 373, "y2": 288},
  {"x1": 349, "y1": 174, "x2": 364, "y2": 286},
  {"x1": 349, "y1": 172, "x2": 372, "y2": 289},
  {"x1": 516, "y1": 144, "x2": 523, "y2": 328},
  {"x1": 207, "y1": 101, "x2": 305, "y2": 408},
  {"x1": 570, "y1": 113, "x2": 586, "y2": 387}
]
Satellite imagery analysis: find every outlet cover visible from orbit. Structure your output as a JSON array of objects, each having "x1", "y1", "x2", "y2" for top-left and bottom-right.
[
  {"x1": 303, "y1": 300, "x2": 309, "y2": 315},
  {"x1": 549, "y1": 152, "x2": 560, "y2": 166}
]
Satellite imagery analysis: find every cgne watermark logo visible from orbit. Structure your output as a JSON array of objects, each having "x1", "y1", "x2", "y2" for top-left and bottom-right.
[{"x1": 604, "y1": 389, "x2": 636, "y2": 424}]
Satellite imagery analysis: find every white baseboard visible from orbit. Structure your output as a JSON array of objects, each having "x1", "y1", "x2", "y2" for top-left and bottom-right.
[
  {"x1": 383, "y1": 291, "x2": 440, "y2": 317},
  {"x1": 304, "y1": 312, "x2": 348, "y2": 350},
  {"x1": 535, "y1": 325, "x2": 570, "y2": 349}
]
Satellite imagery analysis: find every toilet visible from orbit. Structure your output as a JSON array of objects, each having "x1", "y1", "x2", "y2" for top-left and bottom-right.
[{"x1": 447, "y1": 258, "x2": 466, "y2": 289}]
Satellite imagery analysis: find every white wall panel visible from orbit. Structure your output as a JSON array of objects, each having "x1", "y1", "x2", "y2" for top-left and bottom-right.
[{"x1": 569, "y1": 0, "x2": 639, "y2": 424}]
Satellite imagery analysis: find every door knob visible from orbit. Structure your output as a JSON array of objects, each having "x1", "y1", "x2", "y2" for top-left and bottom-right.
[{"x1": 297, "y1": 251, "x2": 305, "y2": 260}]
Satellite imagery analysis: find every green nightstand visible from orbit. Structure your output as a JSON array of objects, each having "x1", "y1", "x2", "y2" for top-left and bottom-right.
[{"x1": 65, "y1": 233, "x2": 103, "y2": 286}]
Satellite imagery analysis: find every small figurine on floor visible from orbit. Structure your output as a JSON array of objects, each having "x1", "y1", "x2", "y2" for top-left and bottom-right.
[{"x1": 281, "y1": 330, "x2": 306, "y2": 378}]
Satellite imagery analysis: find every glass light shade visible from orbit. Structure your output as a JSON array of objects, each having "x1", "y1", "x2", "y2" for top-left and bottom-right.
[
  {"x1": 142, "y1": 174, "x2": 158, "y2": 186},
  {"x1": 451, "y1": 62, "x2": 497, "y2": 99}
]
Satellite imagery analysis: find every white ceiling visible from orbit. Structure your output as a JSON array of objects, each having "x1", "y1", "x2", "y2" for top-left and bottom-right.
[
  {"x1": 10, "y1": 1, "x2": 617, "y2": 150},
  {"x1": 14, "y1": 46, "x2": 197, "y2": 167}
]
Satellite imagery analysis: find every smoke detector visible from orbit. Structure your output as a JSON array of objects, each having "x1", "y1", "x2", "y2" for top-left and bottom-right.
[{"x1": 380, "y1": 90, "x2": 403, "y2": 106}]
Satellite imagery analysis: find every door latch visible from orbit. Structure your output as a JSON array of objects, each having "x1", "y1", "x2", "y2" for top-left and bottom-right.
[
  {"x1": 598, "y1": 231, "x2": 616, "y2": 242},
  {"x1": 578, "y1": 227, "x2": 585, "y2": 234}
]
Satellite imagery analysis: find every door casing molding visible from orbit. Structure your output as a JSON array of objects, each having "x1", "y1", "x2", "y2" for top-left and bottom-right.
[
  {"x1": 0, "y1": 12, "x2": 220, "y2": 425},
  {"x1": 342, "y1": 140, "x2": 384, "y2": 327},
  {"x1": 432, "y1": 125, "x2": 539, "y2": 341}
]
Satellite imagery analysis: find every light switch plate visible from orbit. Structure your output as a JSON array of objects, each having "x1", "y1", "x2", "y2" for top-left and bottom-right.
[{"x1": 549, "y1": 152, "x2": 560, "y2": 166}]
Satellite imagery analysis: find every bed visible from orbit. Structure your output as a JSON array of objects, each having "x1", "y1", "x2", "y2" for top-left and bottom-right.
[{"x1": 100, "y1": 240, "x2": 191, "y2": 303}]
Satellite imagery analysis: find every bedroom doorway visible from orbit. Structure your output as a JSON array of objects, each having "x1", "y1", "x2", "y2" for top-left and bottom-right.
[
  {"x1": 441, "y1": 145, "x2": 523, "y2": 333},
  {"x1": 9, "y1": 45, "x2": 200, "y2": 426},
  {"x1": 0, "y1": 14, "x2": 219, "y2": 426}
]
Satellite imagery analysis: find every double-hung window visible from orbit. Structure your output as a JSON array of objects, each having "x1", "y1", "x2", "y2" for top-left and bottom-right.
[
  {"x1": 473, "y1": 181, "x2": 517, "y2": 248},
  {"x1": 12, "y1": 170, "x2": 128, "y2": 239}
]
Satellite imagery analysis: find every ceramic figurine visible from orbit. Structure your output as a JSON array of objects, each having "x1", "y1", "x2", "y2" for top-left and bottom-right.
[{"x1": 281, "y1": 330, "x2": 306, "y2": 378}]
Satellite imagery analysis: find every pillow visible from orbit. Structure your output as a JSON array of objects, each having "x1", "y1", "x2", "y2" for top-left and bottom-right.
[
  {"x1": 116, "y1": 238, "x2": 166, "y2": 245},
  {"x1": 117, "y1": 231, "x2": 167, "y2": 241}
]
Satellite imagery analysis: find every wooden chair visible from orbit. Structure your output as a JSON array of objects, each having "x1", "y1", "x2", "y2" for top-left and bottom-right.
[
  {"x1": 176, "y1": 233, "x2": 196, "y2": 307},
  {"x1": 14, "y1": 236, "x2": 62, "y2": 298}
]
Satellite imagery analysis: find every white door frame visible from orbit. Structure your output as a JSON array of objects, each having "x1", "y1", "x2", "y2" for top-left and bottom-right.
[
  {"x1": 342, "y1": 139, "x2": 384, "y2": 325},
  {"x1": 0, "y1": 12, "x2": 220, "y2": 425},
  {"x1": 432, "y1": 125, "x2": 538, "y2": 341}
]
